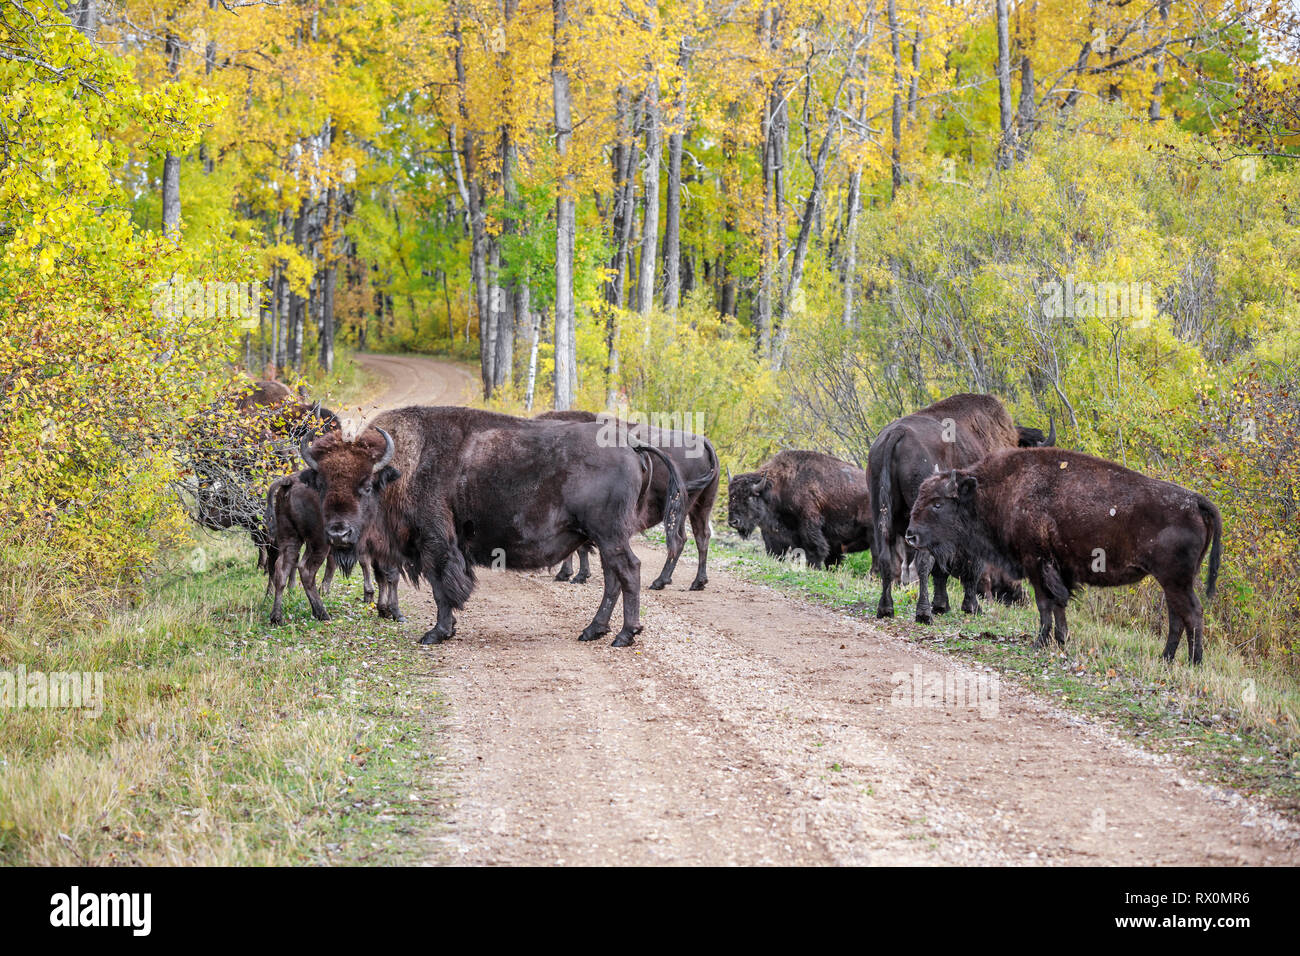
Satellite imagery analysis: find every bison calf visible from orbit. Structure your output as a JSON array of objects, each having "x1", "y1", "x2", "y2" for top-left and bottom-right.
[
  {"x1": 906, "y1": 449, "x2": 1222, "y2": 664},
  {"x1": 727, "y1": 451, "x2": 873, "y2": 568}
]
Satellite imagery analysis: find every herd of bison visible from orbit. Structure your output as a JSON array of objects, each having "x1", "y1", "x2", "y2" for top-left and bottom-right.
[{"x1": 197, "y1": 383, "x2": 1222, "y2": 664}]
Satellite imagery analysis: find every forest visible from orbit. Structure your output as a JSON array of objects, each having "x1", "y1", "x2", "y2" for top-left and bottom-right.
[{"x1": 2, "y1": 0, "x2": 1299, "y2": 668}]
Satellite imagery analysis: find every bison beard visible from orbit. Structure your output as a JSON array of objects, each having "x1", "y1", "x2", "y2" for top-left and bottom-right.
[
  {"x1": 906, "y1": 448, "x2": 1222, "y2": 664},
  {"x1": 302, "y1": 408, "x2": 688, "y2": 648}
]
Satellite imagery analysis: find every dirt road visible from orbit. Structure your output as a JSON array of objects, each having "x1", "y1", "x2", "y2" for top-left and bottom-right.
[{"x1": 358, "y1": 353, "x2": 1300, "y2": 866}]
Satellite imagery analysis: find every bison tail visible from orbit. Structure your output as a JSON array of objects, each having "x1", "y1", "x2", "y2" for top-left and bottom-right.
[
  {"x1": 1199, "y1": 498, "x2": 1223, "y2": 602},
  {"x1": 685, "y1": 437, "x2": 720, "y2": 494},
  {"x1": 632, "y1": 439, "x2": 687, "y2": 560},
  {"x1": 870, "y1": 429, "x2": 903, "y2": 581}
]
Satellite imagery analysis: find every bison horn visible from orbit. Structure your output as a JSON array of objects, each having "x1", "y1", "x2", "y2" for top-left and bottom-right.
[
  {"x1": 300, "y1": 435, "x2": 320, "y2": 471},
  {"x1": 725, "y1": 465, "x2": 732, "y2": 484},
  {"x1": 372, "y1": 427, "x2": 395, "y2": 473},
  {"x1": 1046, "y1": 416, "x2": 1056, "y2": 447}
]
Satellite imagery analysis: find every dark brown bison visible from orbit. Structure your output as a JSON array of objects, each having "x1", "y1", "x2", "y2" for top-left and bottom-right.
[
  {"x1": 905, "y1": 448, "x2": 1222, "y2": 663},
  {"x1": 536, "y1": 410, "x2": 720, "y2": 590},
  {"x1": 263, "y1": 471, "x2": 389, "y2": 625},
  {"x1": 868, "y1": 393, "x2": 1053, "y2": 623},
  {"x1": 300, "y1": 406, "x2": 687, "y2": 647},
  {"x1": 726, "y1": 451, "x2": 874, "y2": 568}
]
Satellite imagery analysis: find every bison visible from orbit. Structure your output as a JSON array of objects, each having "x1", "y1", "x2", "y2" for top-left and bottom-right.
[
  {"x1": 726, "y1": 451, "x2": 874, "y2": 568},
  {"x1": 299, "y1": 406, "x2": 687, "y2": 647},
  {"x1": 536, "y1": 410, "x2": 720, "y2": 590},
  {"x1": 263, "y1": 471, "x2": 390, "y2": 625},
  {"x1": 868, "y1": 393, "x2": 1053, "y2": 623},
  {"x1": 905, "y1": 448, "x2": 1222, "y2": 663}
]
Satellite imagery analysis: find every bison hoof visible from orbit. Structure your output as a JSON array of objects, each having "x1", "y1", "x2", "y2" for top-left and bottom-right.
[
  {"x1": 1032, "y1": 635, "x2": 1050, "y2": 650},
  {"x1": 269, "y1": 614, "x2": 285, "y2": 626},
  {"x1": 610, "y1": 630, "x2": 638, "y2": 648},
  {"x1": 876, "y1": 607, "x2": 894, "y2": 619},
  {"x1": 689, "y1": 579, "x2": 707, "y2": 591},
  {"x1": 915, "y1": 607, "x2": 933, "y2": 625},
  {"x1": 419, "y1": 627, "x2": 453, "y2": 645},
  {"x1": 571, "y1": 572, "x2": 590, "y2": 585},
  {"x1": 312, "y1": 609, "x2": 331, "y2": 622},
  {"x1": 554, "y1": 569, "x2": 572, "y2": 582},
  {"x1": 390, "y1": 611, "x2": 406, "y2": 623},
  {"x1": 362, "y1": 590, "x2": 375, "y2": 604},
  {"x1": 648, "y1": 578, "x2": 668, "y2": 591},
  {"x1": 579, "y1": 625, "x2": 609, "y2": 642}
]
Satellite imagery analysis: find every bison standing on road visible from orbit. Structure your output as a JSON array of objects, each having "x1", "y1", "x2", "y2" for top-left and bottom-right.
[
  {"x1": 727, "y1": 451, "x2": 874, "y2": 569},
  {"x1": 300, "y1": 407, "x2": 687, "y2": 647},
  {"x1": 905, "y1": 448, "x2": 1222, "y2": 663},
  {"x1": 868, "y1": 393, "x2": 1053, "y2": 623},
  {"x1": 536, "y1": 410, "x2": 720, "y2": 590}
]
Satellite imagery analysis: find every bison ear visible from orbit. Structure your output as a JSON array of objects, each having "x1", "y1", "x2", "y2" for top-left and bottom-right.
[
  {"x1": 373, "y1": 465, "x2": 400, "y2": 492},
  {"x1": 957, "y1": 475, "x2": 978, "y2": 501}
]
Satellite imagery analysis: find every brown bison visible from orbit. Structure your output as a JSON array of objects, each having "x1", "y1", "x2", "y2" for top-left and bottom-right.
[
  {"x1": 905, "y1": 448, "x2": 1222, "y2": 663},
  {"x1": 263, "y1": 471, "x2": 389, "y2": 625},
  {"x1": 868, "y1": 393, "x2": 1053, "y2": 623},
  {"x1": 727, "y1": 451, "x2": 874, "y2": 568},
  {"x1": 300, "y1": 406, "x2": 687, "y2": 647},
  {"x1": 536, "y1": 410, "x2": 720, "y2": 590}
]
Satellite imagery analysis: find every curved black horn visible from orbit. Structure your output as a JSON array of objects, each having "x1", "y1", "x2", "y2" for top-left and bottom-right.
[
  {"x1": 300, "y1": 435, "x2": 320, "y2": 470},
  {"x1": 1046, "y1": 416, "x2": 1056, "y2": 446},
  {"x1": 372, "y1": 427, "x2": 395, "y2": 473}
]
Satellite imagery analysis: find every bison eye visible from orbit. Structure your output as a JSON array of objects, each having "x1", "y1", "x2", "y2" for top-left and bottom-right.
[{"x1": 932, "y1": 502, "x2": 943, "y2": 512}]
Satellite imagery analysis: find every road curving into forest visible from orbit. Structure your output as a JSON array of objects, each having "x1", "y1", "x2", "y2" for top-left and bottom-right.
[{"x1": 355, "y1": 352, "x2": 1300, "y2": 866}]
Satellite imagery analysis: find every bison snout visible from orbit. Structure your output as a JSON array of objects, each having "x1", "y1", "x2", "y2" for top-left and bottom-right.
[{"x1": 327, "y1": 521, "x2": 356, "y2": 548}]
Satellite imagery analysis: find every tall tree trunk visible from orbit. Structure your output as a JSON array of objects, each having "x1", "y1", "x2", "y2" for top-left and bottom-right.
[
  {"x1": 636, "y1": 19, "x2": 660, "y2": 317},
  {"x1": 1150, "y1": 0, "x2": 1170, "y2": 121},
  {"x1": 888, "y1": 0, "x2": 903, "y2": 197},
  {"x1": 995, "y1": 0, "x2": 1014, "y2": 168},
  {"x1": 1016, "y1": 54, "x2": 1036, "y2": 159},
  {"x1": 552, "y1": 0, "x2": 576, "y2": 410},
  {"x1": 842, "y1": 166, "x2": 862, "y2": 328},
  {"x1": 661, "y1": 42, "x2": 689, "y2": 314},
  {"x1": 453, "y1": 11, "x2": 492, "y2": 396},
  {"x1": 319, "y1": 188, "x2": 337, "y2": 373},
  {"x1": 161, "y1": 27, "x2": 181, "y2": 236},
  {"x1": 289, "y1": 196, "x2": 308, "y2": 369}
]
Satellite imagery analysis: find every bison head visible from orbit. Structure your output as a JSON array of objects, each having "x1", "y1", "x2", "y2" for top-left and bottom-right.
[
  {"x1": 905, "y1": 469, "x2": 986, "y2": 575},
  {"x1": 1016, "y1": 416, "x2": 1055, "y2": 448},
  {"x1": 300, "y1": 426, "x2": 399, "y2": 571},
  {"x1": 726, "y1": 472, "x2": 773, "y2": 538}
]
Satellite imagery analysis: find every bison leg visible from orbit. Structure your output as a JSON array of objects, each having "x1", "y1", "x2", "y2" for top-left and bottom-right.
[
  {"x1": 648, "y1": 529, "x2": 682, "y2": 590},
  {"x1": 610, "y1": 546, "x2": 643, "y2": 647},
  {"x1": 688, "y1": 513, "x2": 711, "y2": 591},
  {"x1": 875, "y1": 542, "x2": 897, "y2": 619},
  {"x1": 554, "y1": 553, "x2": 574, "y2": 582},
  {"x1": 571, "y1": 545, "x2": 592, "y2": 585},
  {"x1": 298, "y1": 544, "x2": 332, "y2": 622},
  {"x1": 1030, "y1": 585, "x2": 1055, "y2": 649},
  {"x1": 320, "y1": 551, "x2": 336, "y2": 598},
  {"x1": 1051, "y1": 603, "x2": 1069, "y2": 647},
  {"x1": 269, "y1": 542, "x2": 299, "y2": 626},
  {"x1": 385, "y1": 567, "x2": 406, "y2": 622},
  {"x1": 361, "y1": 559, "x2": 375, "y2": 604},
  {"x1": 913, "y1": 550, "x2": 936, "y2": 624},
  {"x1": 931, "y1": 569, "x2": 951, "y2": 615},
  {"x1": 1161, "y1": 584, "x2": 1202, "y2": 664},
  {"x1": 959, "y1": 573, "x2": 982, "y2": 615},
  {"x1": 579, "y1": 558, "x2": 620, "y2": 643}
]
